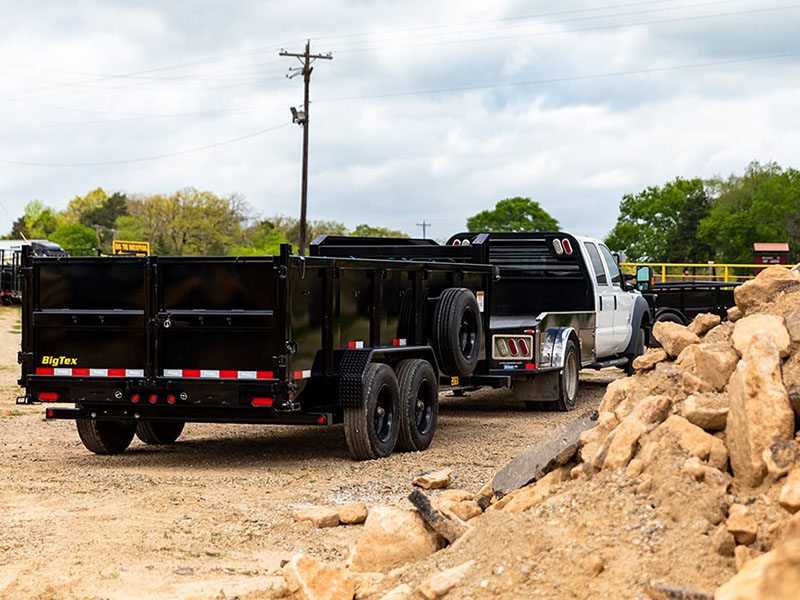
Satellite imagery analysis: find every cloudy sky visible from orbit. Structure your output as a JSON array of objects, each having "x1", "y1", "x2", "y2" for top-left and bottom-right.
[{"x1": 1, "y1": 0, "x2": 799, "y2": 240}]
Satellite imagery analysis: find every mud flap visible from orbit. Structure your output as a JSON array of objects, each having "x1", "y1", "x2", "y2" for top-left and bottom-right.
[{"x1": 510, "y1": 371, "x2": 560, "y2": 402}]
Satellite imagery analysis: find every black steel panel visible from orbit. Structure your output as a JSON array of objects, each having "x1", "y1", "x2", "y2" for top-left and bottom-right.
[
  {"x1": 160, "y1": 329, "x2": 274, "y2": 371},
  {"x1": 38, "y1": 260, "x2": 145, "y2": 310},
  {"x1": 36, "y1": 327, "x2": 145, "y2": 369}
]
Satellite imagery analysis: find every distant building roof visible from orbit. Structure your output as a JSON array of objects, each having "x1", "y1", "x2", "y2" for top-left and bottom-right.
[{"x1": 753, "y1": 242, "x2": 790, "y2": 252}]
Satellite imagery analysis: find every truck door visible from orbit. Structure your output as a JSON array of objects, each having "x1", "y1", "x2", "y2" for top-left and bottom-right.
[
  {"x1": 600, "y1": 244, "x2": 634, "y2": 351},
  {"x1": 583, "y1": 242, "x2": 616, "y2": 357}
]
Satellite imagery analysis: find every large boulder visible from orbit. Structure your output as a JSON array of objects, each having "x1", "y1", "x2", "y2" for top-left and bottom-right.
[
  {"x1": 282, "y1": 554, "x2": 355, "y2": 600},
  {"x1": 652, "y1": 321, "x2": 700, "y2": 358},
  {"x1": 725, "y1": 333, "x2": 795, "y2": 486},
  {"x1": 676, "y1": 342, "x2": 739, "y2": 392},
  {"x1": 732, "y1": 314, "x2": 791, "y2": 358},
  {"x1": 349, "y1": 506, "x2": 442, "y2": 572},
  {"x1": 688, "y1": 313, "x2": 721, "y2": 336},
  {"x1": 682, "y1": 392, "x2": 729, "y2": 431},
  {"x1": 733, "y1": 266, "x2": 800, "y2": 312}
]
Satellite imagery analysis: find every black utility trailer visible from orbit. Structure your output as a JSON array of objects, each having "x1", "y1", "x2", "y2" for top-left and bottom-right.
[
  {"x1": 18, "y1": 233, "x2": 618, "y2": 460},
  {"x1": 1, "y1": 249, "x2": 22, "y2": 306}
]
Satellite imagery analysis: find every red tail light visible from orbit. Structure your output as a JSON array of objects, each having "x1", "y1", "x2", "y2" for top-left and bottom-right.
[
  {"x1": 317, "y1": 415, "x2": 327, "y2": 425},
  {"x1": 131, "y1": 393, "x2": 141, "y2": 404},
  {"x1": 562, "y1": 239, "x2": 573, "y2": 255},
  {"x1": 38, "y1": 391, "x2": 59, "y2": 402},
  {"x1": 252, "y1": 397, "x2": 273, "y2": 407},
  {"x1": 518, "y1": 338, "x2": 529, "y2": 356},
  {"x1": 167, "y1": 394, "x2": 176, "y2": 405},
  {"x1": 508, "y1": 339, "x2": 519, "y2": 356},
  {"x1": 149, "y1": 394, "x2": 158, "y2": 404}
]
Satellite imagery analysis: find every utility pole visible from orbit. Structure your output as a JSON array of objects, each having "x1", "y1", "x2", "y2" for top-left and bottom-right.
[
  {"x1": 417, "y1": 221, "x2": 431, "y2": 238},
  {"x1": 280, "y1": 40, "x2": 332, "y2": 256}
]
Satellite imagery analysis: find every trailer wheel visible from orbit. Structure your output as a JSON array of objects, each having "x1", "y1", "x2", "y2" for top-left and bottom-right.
[
  {"x1": 76, "y1": 419, "x2": 136, "y2": 455},
  {"x1": 396, "y1": 359, "x2": 438, "y2": 452},
  {"x1": 432, "y1": 288, "x2": 482, "y2": 377},
  {"x1": 344, "y1": 363, "x2": 401, "y2": 460},
  {"x1": 528, "y1": 339, "x2": 580, "y2": 412},
  {"x1": 135, "y1": 421, "x2": 185, "y2": 445}
]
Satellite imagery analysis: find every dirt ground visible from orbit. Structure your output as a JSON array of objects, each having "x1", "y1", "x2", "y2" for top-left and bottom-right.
[{"x1": 0, "y1": 306, "x2": 614, "y2": 600}]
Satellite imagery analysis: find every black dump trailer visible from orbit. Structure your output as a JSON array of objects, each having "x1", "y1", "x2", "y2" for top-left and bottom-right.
[
  {"x1": 18, "y1": 233, "x2": 608, "y2": 460},
  {"x1": 18, "y1": 243, "x2": 495, "y2": 459},
  {"x1": 1, "y1": 249, "x2": 22, "y2": 306}
]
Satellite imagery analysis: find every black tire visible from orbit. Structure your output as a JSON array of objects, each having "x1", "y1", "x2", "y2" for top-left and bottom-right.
[
  {"x1": 656, "y1": 312, "x2": 684, "y2": 325},
  {"x1": 396, "y1": 289, "x2": 416, "y2": 342},
  {"x1": 135, "y1": 421, "x2": 185, "y2": 445},
  {"x1": 432, "y1": 288, "x2": 482, "y2": 377},
  {"x1": 76, "y1": 419, "x2": 136, "y2": 455},
  {"x1": 344, "y1": 363, "x2": 401, "y2": 460},
  {"x1": 396, "y1": 359, "x2": 439, "y2": 452},
  {"x1": 532, "y1": 339, "x2": 580, "y2": 412},
  {"x1": 624, "y1": 326, "x2": 646, "y2": 375}
]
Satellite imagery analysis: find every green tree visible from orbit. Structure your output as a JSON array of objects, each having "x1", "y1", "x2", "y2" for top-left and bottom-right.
[
  {"x1": 350, "y1": 224, "x2": 409, "y2": 238},
  {"x1": 698, "y1": 162, "x2": 800, "y2": 263},
  {"x1": 466, "y1": 197, "x2": 559, "y2": 232},
  {"x1": 49, "y1": 223, "x2": 99, "y2": 255},
  {"x1": 63, "y1": 188, "x2": 109, "y2": 224},
  {"x1": 269, "y1": 215, "x2": 347, "y2": 248},
  {"x1": 23, "y1": 200, "x2": 58, "y2": 239},
  {"x1": 231, "y1": 220, "x2": 289, "y2": 256},
  {"x1": 605, "y1": 178, "x2": 710, "y2": 261}
]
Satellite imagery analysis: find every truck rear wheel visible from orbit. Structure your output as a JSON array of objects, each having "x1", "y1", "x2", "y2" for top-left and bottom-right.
[
  {"x1": 135, "y1": 421, "x2": 185, "y2": 445},
  {"x1": 76, "y1": 419, "x2": 136, "y2": 455},
  {"x1": 432, "y1": 288, "x2": 482, "y2": 377},
  {"x1": 527, "y1": 339, "x2": 580, "y2": 412},
  {"x1": 396, "y1": 359, "x2": 438, "y2": 452},
  {"x1": 344, "y1": 363, "x2": 401, "y2": 460}
]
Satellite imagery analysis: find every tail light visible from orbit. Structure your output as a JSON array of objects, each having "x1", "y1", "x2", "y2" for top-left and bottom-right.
[
  {"x1": 518, "y1": 339, "x2": 529, "y2": 356},
  {"x1": 149, "y1": 394, "x2": 158, "y2": 404},
  {"x1": 167, "y1": 394, "x2": 176, "y2": 405},
  {"x1": 507, "y1": 339, "x2": 519, "y2": 356},
  {"x1": 252, "y1": 397, "x2": 273, "y2": 407},
  {"x1": 131, "y1": 393, "x2": 141, "y2": 404},
  {"x1": 492, "y1": 334, "x2": 534, "y2": 361},
  {"x1": 38, "y1": 391, "x2": 59, "y2": 402}
]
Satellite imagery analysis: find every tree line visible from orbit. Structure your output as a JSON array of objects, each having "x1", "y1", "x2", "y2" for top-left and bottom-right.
[{"x1": 3, "y1": 188, "x2": 408, "y2": 255}]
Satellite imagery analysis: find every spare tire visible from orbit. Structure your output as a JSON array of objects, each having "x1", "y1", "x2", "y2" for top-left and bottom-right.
[{"x1": 432, "y1": 288, "x2": 482, "y2": 377}]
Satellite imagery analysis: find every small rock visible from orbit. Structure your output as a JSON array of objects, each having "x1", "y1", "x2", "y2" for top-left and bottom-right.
[
  {"x1": 294, "y1": 506, "x2": 340, "y2": 529},
  {"x1": 626, "y1": 458, "x2": 645, "y2": 478},
  {"x1": 380, "y1": 584, "x2": 413, "y2": 600},
  {"x1": 726, "y1": 504, "x2": 758, "y2": 545},
  {"x1": 416, "y1": 561, "x2": 473, "y2": 600},
  {"x1": 676, "y1": 343, "x2": 738, "y2": 392},
  {"x1": 655, "y1": 415, "x2": 728, "y2": 471},
  {"x1": 474, "y1": 480, "x2": 493, "y2": 510},
  {"x1": 413, "y1": 469, "x2": 452, "y2": 490},
  {"x1": 283, "y1": 554, "x2": 355, "y2": 600},
  {"x1": 602, "y1": 419, "x2": 645, "y2": 470},
  {"x1": 582, "y1": 554, "x2": 605, "y2": 577},
  {"x1": 408, "y1": 490, "x2": 467, "y2": 543},
  {"x1": 633, "y1": 348, "x2": 668, "y2": 371},
  {"x1": 337, "y1": 502, "x2": 368, "y2": 525},
  {"x1": 733, "y1": 545, "x2": 761, "y2": 573},
  {"x1": 779, "y1": 469, "x2": 800, "y2": 514},
  {"x1": 652, "y1": 321, "x2": 700, "y2": 358},
  {"x1": 710, "y1": 525, "x2": 736, "y2": 557},
  {"x1": 439, "y1": 489, "x2": 474, "y2": 503},
  {"x1": 727, "y1": 305, "x2": 742, "y2": 322},
  {"x1": 438, "y1": 499, "x2": 482, "y2": 522},
  {"x1": 688, "y1": 313, "x2": 721, "y2": 336},
  {"x1": 763, "y1": 440, "x2": 800, "y2": 480},
  {"x1": 173, "y1": 567, "x2": 194, "y2": 576},
  {"x1": 683, "y1": 457, "x2": 731, "y2": 488},
  {"x1": 681, "y1": 393, "x2": 729, "y2": 431}
]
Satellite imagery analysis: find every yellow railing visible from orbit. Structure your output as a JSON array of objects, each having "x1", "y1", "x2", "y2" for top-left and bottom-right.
[{"x1": 620, "y1": 262, "x2": 792, "y2": 283}]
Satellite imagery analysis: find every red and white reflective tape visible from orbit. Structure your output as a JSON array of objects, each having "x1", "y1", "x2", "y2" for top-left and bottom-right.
[
  {"x1": 162, "y1": 369, "x2": 274, "y2": 380},
  {"x1": 293, "y1": 369, "x2": 312, "y2": 380},
  {"x1": 392, "y1": 338, "x2": 407, "y2": 347},
  {"x1": 35, "y1": 367, "x2": 144, "y2": 377},
  {"x1": 347, "y1": 340, "x2": 364, "y2": 349}
]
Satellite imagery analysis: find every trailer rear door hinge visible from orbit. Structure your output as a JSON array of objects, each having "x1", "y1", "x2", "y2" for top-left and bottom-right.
[
  {"x1": 274, "y1": 355, "x2": 288, "y2": 368},
  {"x1": 18, "y1": 351, "x2": 33, "y2": 365}
]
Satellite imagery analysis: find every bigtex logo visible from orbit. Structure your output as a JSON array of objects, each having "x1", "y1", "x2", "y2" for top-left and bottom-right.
[{"x1": 41, "y1": 356, "x2": 78, "y2": 367}]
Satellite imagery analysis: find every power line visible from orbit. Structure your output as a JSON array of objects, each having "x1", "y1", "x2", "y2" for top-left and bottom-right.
[{"x1": 0, "y1": 122, "x2": 292, "y2": 167}]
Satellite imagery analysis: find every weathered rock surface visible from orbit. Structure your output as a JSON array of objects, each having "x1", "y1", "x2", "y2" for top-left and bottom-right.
[
  {"x1": 763, "y1": 439, "x2": 800, "y2": 480},
  {"x1": 294, "y1": 506, "x2": 340, "y2": 528},
  {"x1": 653, "y1": 321, "x2": 700, "y2": 358},
  {"x1": 413, "y1": 468, "x2": 452, "y2": 490},
  {"x1": 710, "y1": 525, "x2": 736, "y2": 557},
  {"x1": 349, "y1": 506, "x2": 442, "y2": 572},
  {"x1": 655, "y1": 415, "x2": 728, "y2": 471},
  {"x1": 408, "y1": 490, "x2": 467, "y2": 543},
  {"x1": 732, "y1": 314, "x2": 791, "y2": 358},
  {"x1": 496, "y1": 470, "x2": 563, "y2": 513},
  {"x1": 733, "y1": 265, "x2": 800, "y2": 312},
  {"x1": 603, "y1": 419, "x2": 646, "y2": 470},
  {"x1": 438, "y1": 489, "x2": 474, "y2": 503},
  {"x1": 725, "y1": 333, "x2": 795, "y2": 486},
  {"x1": 416, "y1": 560, "x2": 473, "y2": 600},
  {"x1": 633, "y1": 348, "x2": 668, "y2": 371},
  {"x1": 676, "y1": 343, "x2": 739, "y2": 392},
  {"x1": 337, "y1": 502, "x2": 368, "y2": 525},
  {"x1": 682, "y1": 393, "x2": 729, "y2": 431},
  {"x1": 779, "y1": 469, "x2": 800, "y2": 514},
  {"x1": 726, "y1": 504, "x2": 758, "y2": 545},
  {"x1": 704, "y1": 321, "x2": 734, "y2": 344},
  {"x1": 282, "y1": 554, "x2": 355, "y2": 600},
  {"x1": 438, "y1": 499, "x2": 482, "y2": 522},
  {"x1": 688, "y1": 313, "x2": 721, "y2": 336},
  {"x1": 380, "y1": 584, "x2": 413, "y2": 600}
]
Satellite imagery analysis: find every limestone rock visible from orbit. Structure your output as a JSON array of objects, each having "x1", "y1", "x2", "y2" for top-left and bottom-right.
[
  {"x1": 349, "y1": 506, "x2": 442, "y2": 572},
  {"x1": 337, "y1": 502, "x2": 368, "y2": 525},
  {"x1": 633, "y1": 348, "x2": 668, "y2": 371},
  {"x1": 704, "y1": 321, "x2": 734, "y2": 344},
  {"x1": 688, "y1": 313, "x2": 721, "y2": 336},
  {"x1": 656, "y1": 415, "x2": 729, "y2": 471},
  {"x1": 683, "y1": 457, "x2": 731, "y2": 488},
  {"x1": 772, "y1": 289, "x2": 800, "y2": 345},
  {"x1": 598, "y1": 377, "x2": 634, "y2": 414},
  {"x1": 733, "y1": 266, "x2": 800, "y2": 312},
  {"x1": 681, "y1": 371, "x2": 715, "y2": 395},
  {"x1": 294, "y1": 506, "x2": 340, "y2": 528},
  {"x1": 413, "y1": 469, "x2": 452, "y2": 490},
  {"x1": 499, "y1": 472, "x2": 559, "y2": 513},
  {"x1": 352, "y1": 572, "x2": 385, "y2": 599},
  {"x1": 416, "y1": 560, "x2": 473, "y2": 600},
  {"x1": 603, "y1": 419, "x2": 646, "y2": 470},
  {"x1": 782, "y1": 352, "x2": 800, "y2": 405},
  {"x1": 725, "y1": 333, "x2": 795, "y2": 486},
  {"x1": 474, "y1": 481, "x2": 493, "y2": 510},
  {"x1": 763, "y1": 440, "x2": 800, "y2": 480},
  {"x1": 682, "y1": 393, "x2": 729, "y2": 431},
  {"x1": 779, "y1": 469, "x2": 800, "y2": 514},
  {"x1": 727, "y1": 305, "x2": 743, "y2": 322},
  {"x1": 626, "y1": 394, "x2": 672, "y2": 428},
  {"x1": 439, "y1": 489, "x2": 474, "y2": 503},
  {"x1": 734, "y1": 545, "x2": 761, "y2": 572},
  {"x1": 710, "y1": 524, "x2": 736, "y2": 557},
  {"x1": 676, "y1": 343, "x2": 739, "y2": 392},
  {"x1": 726, "y1": 504, "x2": 758, "y2": 545},
  {"x1": 438, "y1": 499, "x2": 482, "y2": 522},
  {"x1": 732, "y1": 314, "x2": 791, "y2": 358},
  {"x1": 380, "y1": 584, "x2": 413, "y2": 600},
  {"x1": 408, "y1": 490, "x2": 467, "y2": 543},
  {"x1": 652, "y1": 321, "x2": 700, "y2": 358},
  {"x1": 282, "y1": 554, "x2": 355, "y2": 600},
  {"x1": 626, "y1": 458, "x2": 645, "y2": 478}
]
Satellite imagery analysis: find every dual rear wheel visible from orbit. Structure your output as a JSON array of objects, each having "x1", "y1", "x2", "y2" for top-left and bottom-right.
[{"x1": 76, "y1": 418, "x2": 185, "y2": 455}]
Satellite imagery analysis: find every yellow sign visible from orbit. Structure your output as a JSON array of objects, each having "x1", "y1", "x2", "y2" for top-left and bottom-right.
[{"x1": 112, "y1": 240, "x2": 150, "y2": 256}]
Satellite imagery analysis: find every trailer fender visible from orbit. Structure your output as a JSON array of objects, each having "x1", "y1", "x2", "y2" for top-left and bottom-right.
[
  {"x1": 623, "y1": 296, "x2": 652, "y2": 354},
  {"x1": 336, "y1": 346, "x2": 439, "y2": 408},
  {"x1": 539, "y1": 327, "x2": 580, "y2": 370}
]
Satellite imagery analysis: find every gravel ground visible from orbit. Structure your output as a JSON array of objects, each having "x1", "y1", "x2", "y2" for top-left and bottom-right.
[{"x1": 0, "y1": 306, "x2": 614, "y2": 599}]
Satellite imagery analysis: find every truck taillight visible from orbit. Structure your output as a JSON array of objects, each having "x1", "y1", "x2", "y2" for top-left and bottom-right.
[
  {"x1": 518, "y1": 339, "x2": 529, "y2": 356},
  {"x1": 495, "y1": 338, "x2": 509, "y2": 357},
  {"x1": 252, "y1": 397, "x2": 273, "y2": 407},
  {"x1": 38, "y1": 391, "x2": 59, "y2": 402},
  {"x1": 167, "y1": 394, "x2": 176, "y2": 405},
  {"x1": 507, "y1": 339, "x2": 519, "y2": 356},
  {"x1": 131, "y1": 393, "x2": 141, "y2": 404},
  {"x1": 149, "y1": 394, "x2": 158, "y2": 404},
  {"x1": 492, "y1": 334, "x2": 534, "y2": 361}
]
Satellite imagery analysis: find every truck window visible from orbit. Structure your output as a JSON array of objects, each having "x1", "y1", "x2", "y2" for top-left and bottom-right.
[
  {"x1": 600, "y1": 245, "x2": 622, "y2": 285},
  {"x1": 585, "y1": 243, "x2": 608, "y2": 285}
]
